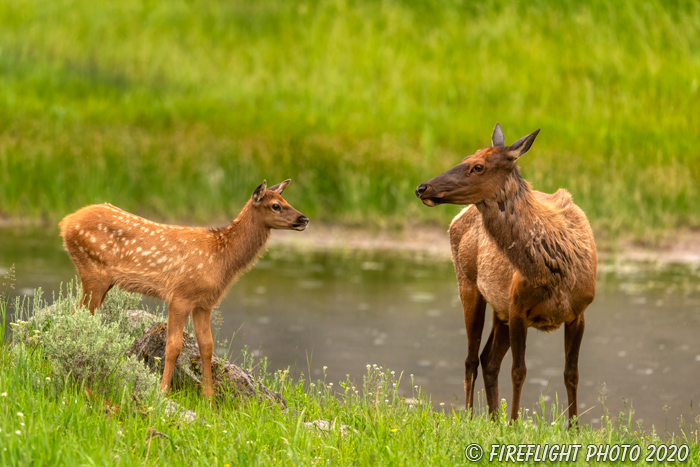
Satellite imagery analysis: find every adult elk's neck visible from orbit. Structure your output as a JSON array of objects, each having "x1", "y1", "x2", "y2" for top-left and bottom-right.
[
  {"x1": 217, "y1": 201, "x2": 271, "y2": 285},
  {"x1": 476, "y1": 171, "x2": 573, "y2": 286}
]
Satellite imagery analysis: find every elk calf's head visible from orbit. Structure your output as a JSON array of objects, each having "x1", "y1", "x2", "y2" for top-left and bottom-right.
[
  {"x1": 415, "y1": 123, "x2": 540, "y2": 206},
  {"x1": 251, "y1": 179, "x2": 309, "y2": 231}
]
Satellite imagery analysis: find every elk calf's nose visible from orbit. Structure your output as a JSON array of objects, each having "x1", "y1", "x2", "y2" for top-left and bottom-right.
[
  {"x1": 298, "y1": 216, "x2": 309, "y2": 225},
  {"x1": 415, "y1": 184, "x2": 427, "y2": 198}
]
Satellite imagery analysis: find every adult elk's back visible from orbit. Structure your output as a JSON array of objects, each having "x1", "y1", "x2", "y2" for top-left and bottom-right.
[
  {"x1": 60, "y1": 179, "x2": 309, "y2": 398},
  {"x1": 415, "y1": 124, "x2": 596, "y2": 424}
]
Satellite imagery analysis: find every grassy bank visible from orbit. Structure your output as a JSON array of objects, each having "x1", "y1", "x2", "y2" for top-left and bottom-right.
[
  {"x1": 0, "y1": 1, "x2": 699, "y2": 239},
  {"x1": 1, "y1": 286, "x2": 699, "y2": 466}
]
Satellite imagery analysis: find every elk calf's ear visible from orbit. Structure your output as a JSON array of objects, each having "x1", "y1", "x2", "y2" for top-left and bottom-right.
[
  {"x1": 251, "y1": 180, "x2": 267, "y2": 205},
  {"x1": 268, "y1": 179, "x2": 291, "y2": 194},
  {"x1": 506, "y1": 129, "x2": 541, "y2": 161},
  {"x1": 492, "y1": 122, "x2": 506, "y2": 148}
]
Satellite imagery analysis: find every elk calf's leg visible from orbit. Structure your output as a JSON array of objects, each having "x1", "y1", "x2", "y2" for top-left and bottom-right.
[
  {"x1": 160, "y1": 300, "x2": 190, "y2": 394},
  {"x1": 192, "y1": 307, "x2": 215, "y2": 398},
  {"x1": 79, "y1": 279, "x2": 112, "y2": 315},
  {"x1": 564, "y1": 315, "x2": 585, "y2": 424}
]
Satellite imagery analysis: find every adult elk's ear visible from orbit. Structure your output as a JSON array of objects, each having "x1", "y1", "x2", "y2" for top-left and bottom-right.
[
  {"x1": 251, "y1": 180, "x2": 267, "y2": 206},
  {"x1": 268, "y1": 179, "x2": 291, "y2": 194},
  {"x1": 492, "y1": 122, "x2": 505, "y2": 148},
  {"x1": 506, "y1": 129, "x2": 541, "y2": 161}
]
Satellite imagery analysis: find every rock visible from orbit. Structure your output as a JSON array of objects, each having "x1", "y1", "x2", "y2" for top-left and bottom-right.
[
  {"x1": 129, "y1": 323, "x2": 287, "y2": 409},
  {"x1": 124, "y1": 309, "x2": 158, "y2": 326},
  {"x1": 304, "y1": 419, "x2": 359, "y2": 437},
  {"x1": 162, "y1": 400, "x2": 197, "y2": 423}
]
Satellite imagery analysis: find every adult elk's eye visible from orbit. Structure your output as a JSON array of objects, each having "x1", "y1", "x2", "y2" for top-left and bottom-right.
[
  {"x1": 271, "y1": 203, "x2": 281, "y2": 212},
  {"x1": 472, "y1": 164, "x2": 484, "y2": 173}
]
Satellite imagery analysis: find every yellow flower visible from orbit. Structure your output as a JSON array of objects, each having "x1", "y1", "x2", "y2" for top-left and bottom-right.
[{"x1": 390, "y1": 428, "x2": 398, "y2": 433}]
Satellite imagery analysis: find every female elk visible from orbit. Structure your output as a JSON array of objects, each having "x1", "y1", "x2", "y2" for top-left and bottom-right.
[
  {"x1": 415, "y1": 124, "x2": 596, "y2": 423},
  {"x1": 59, "y1": 180, "x2": 309, "y2": 398}
]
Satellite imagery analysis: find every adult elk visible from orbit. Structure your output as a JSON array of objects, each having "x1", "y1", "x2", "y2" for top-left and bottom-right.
[
  {"x1": 60, "y1": 180, "x2": 309, "y2": 398},
  {"x1": 415, "y1": 124, "x2": 596, "y2": 424}
]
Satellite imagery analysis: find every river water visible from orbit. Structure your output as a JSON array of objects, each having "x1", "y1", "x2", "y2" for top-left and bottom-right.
[{"x1": 2, "y1": 227, "x2": 699, "y2": 433}]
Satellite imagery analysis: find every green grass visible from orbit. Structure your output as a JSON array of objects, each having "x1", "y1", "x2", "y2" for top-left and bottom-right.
[
  {"x1": 1, "y1": 285, "x2": 699, "y2": 465},
  {"x1": 0, "y1": 1, "x2": 699, "y2": 239},
  {"x1": 1, "y1": 328, "x2": 699, "y2": 466}
]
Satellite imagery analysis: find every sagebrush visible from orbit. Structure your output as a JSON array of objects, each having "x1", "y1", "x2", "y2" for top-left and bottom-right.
[{"x1": 11, "y1": 281, "x2": 162, "y2": 398}]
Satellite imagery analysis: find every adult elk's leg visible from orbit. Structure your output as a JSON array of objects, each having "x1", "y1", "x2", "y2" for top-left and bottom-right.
[
  {"x1": 564, "y1": 314, "x2": 585, "y2": 426},
  {"x1": 480, "y1": 313, "x2": 510, "y2": 418},
  {"x1": 508, "y1": 307, "x2": 528, "y2": 421},
  {"x1": 192, "y1": 307, "x2": 215, "y2": 398},
  {"x1": 160, "y1": 298, "x2": 191, "y2": 394},
  {"x1": 459, "y1": 279, "x2": 486, "y2": 412}
]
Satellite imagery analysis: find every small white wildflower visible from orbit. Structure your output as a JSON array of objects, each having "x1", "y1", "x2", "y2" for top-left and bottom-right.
[
  {"x1": 223, "y1": 430, "x2": 227, "y2": 433},
  {"x1": 45, "y1": 377, "x2": 51, "y2": 381},
  {"x1": 366, "y1": 364, "x2": 371, "y2": 369},
  {"x1": 15, "y1": 430, "x2": 21, "y2": 435},
  {"x1": 439, "y1": 402, "x2": 445, "y2": 407},
  {"x1": 0, "y1": 392, "x2": 7, "y2": 397},
  {"x1": 16, "y1": 412, "x2": 24, "y2": 417},
  {"x1": 391, "y1": 371, "x2": 395, "y2": 376},
  {"x1": 385, "y1": 399, "x2": 389, "y2": 403},
  {"x1": 20, "y1": 423, "x2": 24, "y2": 427},
  {"x1": 328, "y1": 383, "x2": 333, "y2": 387},
  {"x1": 414, "y1": 385, "x2": 418, "y2": 389},
  {"x1": 206, "y1": 424, "x2": 212, "y2": 428},
  {"x1": 323, "y1": 366, "x2": 327, "y2": 371}
]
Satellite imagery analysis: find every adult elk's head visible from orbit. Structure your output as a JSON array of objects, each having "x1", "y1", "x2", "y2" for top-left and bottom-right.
[{"x1": 415, "y1": 123, "x2": 540, "y2": 206}]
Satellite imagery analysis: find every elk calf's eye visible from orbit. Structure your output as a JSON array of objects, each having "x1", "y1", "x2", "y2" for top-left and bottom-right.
[
  {"x1": 472, "y1": 165, "x2": 484, "y2": 173},
  {"x1": 272, "y1": 204, "x2": 281, "y2": 212}
]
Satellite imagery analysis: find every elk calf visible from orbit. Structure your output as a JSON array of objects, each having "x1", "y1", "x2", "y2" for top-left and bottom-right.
[
  {"x1": 416, "y1": 124, "x2": 596, "y2": 424},
  {"x1": 59, "y1": 180, "x2": 309, "y2": 397}
]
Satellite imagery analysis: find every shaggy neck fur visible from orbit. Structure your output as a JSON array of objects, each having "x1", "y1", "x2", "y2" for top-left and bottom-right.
[
  {"x1": 215, "y1": 201, "x2": 271, "y2": 287},
  {"x1": 476, "y1": 170, "x2": 580, "y2": 287}
]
